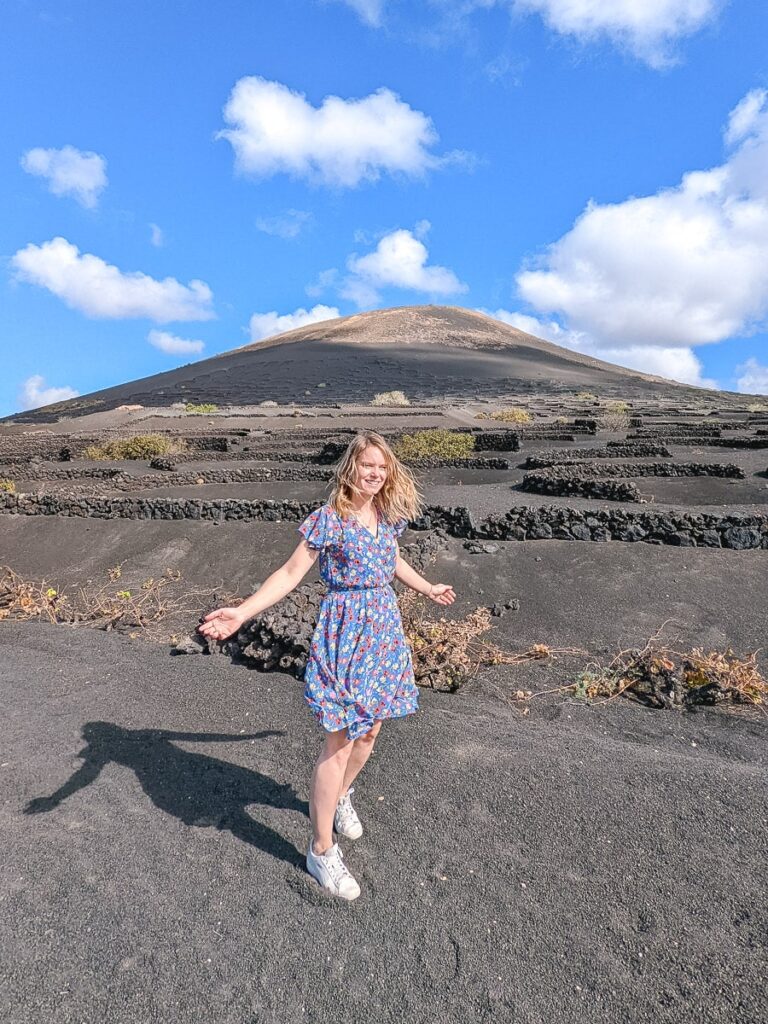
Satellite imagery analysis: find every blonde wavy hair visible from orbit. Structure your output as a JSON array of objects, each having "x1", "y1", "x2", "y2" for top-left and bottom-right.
[{"x1": 327, "y1": 431, "x2": 424, "y2": 525}]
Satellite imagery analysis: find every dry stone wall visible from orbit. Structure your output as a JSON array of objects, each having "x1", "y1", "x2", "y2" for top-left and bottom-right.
[
  {"x1": 526, "y1": 461, "x2": 744, "y2": 481},
  {"x1": 521, "y1": 461, "x2": 745, "y2": 503},
  {"x1": 524, "y1": 443, "x2": 671, "y2": 468},
  {"x1": 2, "y1": 492, "x2": 766, "y2": 549}
]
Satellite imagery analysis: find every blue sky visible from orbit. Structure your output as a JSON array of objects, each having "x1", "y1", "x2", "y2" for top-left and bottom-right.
[{"x1": 2, "y1": 0, "x2": 768, "y2": 416}]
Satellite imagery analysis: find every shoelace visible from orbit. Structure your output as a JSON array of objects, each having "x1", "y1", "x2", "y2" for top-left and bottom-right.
[
  {"x1": 336, "y1": 787, "x2": 355, "y2": 821},
  {"x1": 324, "y1": 846, "x2": 353, "y2": 885}
]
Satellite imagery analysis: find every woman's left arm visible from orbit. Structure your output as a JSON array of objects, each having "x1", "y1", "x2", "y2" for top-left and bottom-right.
[{"x1": 394, "y1": 550, "x2": 456, "y2": 605}]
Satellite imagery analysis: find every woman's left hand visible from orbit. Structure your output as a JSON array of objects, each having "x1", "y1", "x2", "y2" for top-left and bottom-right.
[{"x1": 428, "y1": 583, "x2": 456, "y2": 606}]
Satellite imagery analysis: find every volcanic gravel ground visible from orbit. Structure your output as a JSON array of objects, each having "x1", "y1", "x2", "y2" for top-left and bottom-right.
[
  {"x1": 1, "y1": 618, "x2": 766, "y2": 1024},
  {"x1": 2, "y1": 377, "x2": 768, "y2": 1022}
]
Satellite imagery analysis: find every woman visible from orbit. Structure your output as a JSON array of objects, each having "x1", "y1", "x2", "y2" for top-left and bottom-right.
[{"x1": 199, "y1": 430, "x2": 456, "y2": 899}]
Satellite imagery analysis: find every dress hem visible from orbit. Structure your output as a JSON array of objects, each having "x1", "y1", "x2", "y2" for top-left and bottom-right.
[{"x1": 308, "y1": 702, "x2": 418, "y2": 739}]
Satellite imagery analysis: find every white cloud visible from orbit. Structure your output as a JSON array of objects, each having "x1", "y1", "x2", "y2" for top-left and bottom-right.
[
  {"x1": 487, "y1": 308, "x2": 586, "y2": 346},
  {"x1": 256, "y1": 209, "x2": 313, "y2": 239},
  {"x1": 147, "y1": 329, "x2": 205, "y2": 355},
  {"x1": 150, "y1": 223, "x2": 165, "y2": 247},
  {"x1": 248, "y1": 304, "x2": 340, "y2": 342},
  {"x1": 217, "y1": 76, "x2": 452, "y2": 188},
  {"x1": 20, "y1": 145, "x2": 107, "y2": 208},
  {"x1": 583, "y1": 344, "x2": 718, "y2": 388},
  {"x1": 331, "y1": 1, "x2": 719, "y2": 65},
  {"x1": 18, "y1": 374, "x2": 79, "y2": 411},
  {"x1": 485, "y1": 308, "x2": 719, "y2": 388},
  {"x1": 11, "y1": 237, "x2": 215, "y2": 322},
  {"x1": 514, "y1": 88, "x2": 768, "y2": 380},
  {"x1": 735, "y1": 357, "x2": 768, "y2": 395},
  {"x1": 342, "y1": 223, "x2": 467, "y2": 306},
  {"x1": 333, "y1": 0, "x2": 385, "y2": 26},
  {"x1": 306, "y1": 268, "x2": 339, "y2": 298},
  {"x1": 512, "y1": 0, "x2": 721, "y2": 67}
]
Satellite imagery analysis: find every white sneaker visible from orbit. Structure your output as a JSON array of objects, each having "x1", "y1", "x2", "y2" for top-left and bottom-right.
[
  {"x1": 334, "y1": 786, "x2": 363, "y2": 840},
  {"x1": 306, "y1": 840, "x2": 361, "y2": 901}
]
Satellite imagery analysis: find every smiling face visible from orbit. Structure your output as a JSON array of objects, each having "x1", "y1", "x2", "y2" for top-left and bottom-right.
[{"x1": 355, "y1": 444, "x2": 388, "y2": 499}]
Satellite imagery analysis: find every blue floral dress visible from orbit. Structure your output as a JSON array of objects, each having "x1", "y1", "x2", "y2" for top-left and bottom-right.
[{"x1": 298, "y1": 503, "x2": 419, "y2": 739}]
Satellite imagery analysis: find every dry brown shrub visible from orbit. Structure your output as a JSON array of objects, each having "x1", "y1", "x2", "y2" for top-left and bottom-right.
[
  {"x1": 598, "y1": 412, "x2": 630, "y2": 431},
  {"x1": 571, "y1": 632, "x2": 766, "y2": 710},
  {"x1": 0, "y1": 564, "x2": 211, "y2": 641},
  {"x1": 398, "y1": 588, "x2": 563, "y2": 693},
  {"x1": 0, "y1": 566, "x2": 71, "y2": 624},
  {"x1": 371, "y1": 390, "x2": 410, "y2": 407}
]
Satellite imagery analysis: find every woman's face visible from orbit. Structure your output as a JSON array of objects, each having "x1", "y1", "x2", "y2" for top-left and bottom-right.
[{"x1": 355, "y1": 445, "x2": 388, "y2": 498}]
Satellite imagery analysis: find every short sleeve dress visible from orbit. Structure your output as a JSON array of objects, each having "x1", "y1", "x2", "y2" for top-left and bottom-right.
[{"x1": 298, "y1": 503, "x2": 419, "y2": 740}]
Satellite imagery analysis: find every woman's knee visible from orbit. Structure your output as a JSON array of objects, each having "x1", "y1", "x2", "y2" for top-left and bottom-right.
[
  {"x1": 356, "y1": 722, "x2": 382, "y2": 746},
  {"x1": 322, "y1": 729, "x2": 355, "y2": 764}
]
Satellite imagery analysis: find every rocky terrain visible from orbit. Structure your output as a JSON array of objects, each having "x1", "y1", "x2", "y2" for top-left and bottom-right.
[{"x1": 1, "y1": 306, "x2": 766, "y2": 1024}]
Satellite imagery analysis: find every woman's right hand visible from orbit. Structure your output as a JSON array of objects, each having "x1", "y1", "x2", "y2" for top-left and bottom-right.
[{"x1": 197, "y1": 607, "x2": 244, "y2": 642}]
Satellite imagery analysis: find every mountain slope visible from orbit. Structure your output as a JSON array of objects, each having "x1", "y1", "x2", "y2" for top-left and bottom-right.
[{"x1": 4, "y1": 305, "x2": 719, "y2": 423}]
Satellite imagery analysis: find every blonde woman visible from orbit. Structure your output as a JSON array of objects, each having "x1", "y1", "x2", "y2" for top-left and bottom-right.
[{"x1": 199, "y1": 431, "x2": 456, "y2": 900}]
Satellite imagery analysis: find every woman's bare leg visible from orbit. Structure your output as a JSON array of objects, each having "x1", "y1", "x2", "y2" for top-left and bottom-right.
[
  {"x1": 309, "y1": 728, "x2": 355, "y2": 855},
  {"x1": 340, "y1": 721, "x2": 382, "y2": 797}
]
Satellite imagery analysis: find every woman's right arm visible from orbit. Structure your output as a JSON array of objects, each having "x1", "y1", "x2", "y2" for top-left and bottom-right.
[{"x1": 197, "y1": 539, "x2": 320, "y2": 641}]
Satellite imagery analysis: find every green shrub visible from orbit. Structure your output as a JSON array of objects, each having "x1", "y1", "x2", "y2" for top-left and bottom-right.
[
  {"x1": 475, "y1": 408, "x2": 533, "y2": 424},
  {"x1": 83, "y1": 434, "x2": 188, "y2": 460},
  {"x1": 393, "y1": 428, "x2": 475, "y2": 460},
  {"x1": 0, "y1": 478, "x2": 15, "y2": 493},
  {"x1": 184, "y1": 402, "x2": 218, "y2": 414},
  {"x1": 371, "y1": 390, "x2": 410, "y2": 407}
]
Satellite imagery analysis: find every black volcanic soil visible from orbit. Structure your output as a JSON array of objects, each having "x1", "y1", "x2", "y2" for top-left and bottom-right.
[
  {"x1": 2, "y1": 608, "x2": 766, "y2": 1024},
  {"x1": 2, "y1": 507, "x2": 767, "y2": 1023},
  {"x1": 1, "y1": 309, "x2": 767, "y2": 1022}
]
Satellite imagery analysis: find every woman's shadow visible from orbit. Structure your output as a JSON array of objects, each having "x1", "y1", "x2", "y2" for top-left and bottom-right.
[{"x1": 23, "y1": 722, "x2": 309, "y2": 868}]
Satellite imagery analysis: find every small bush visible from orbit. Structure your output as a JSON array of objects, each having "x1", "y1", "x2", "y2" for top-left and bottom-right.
[
  {"x1": 371, "y1": 390, "x2": 410, "y2": 407},
  {"x1": 0, "y1": 478, "x2": 15, "y2": 493},
  {"x1": 575, "y1": 391, "x2": 597, "y2": 401},
  {"x1": 747, "y1": 402, "x2": 768, "y2": 413},
  {"x1": 259, "y1": 400, "x2": 278, "y2": 408},
  {"x1": 83, "y1": 434, "x2": 188, "y2": 460},
  {"x1": 599, "y1": 412, "x2": 630, "y2": 431},
  {"x1": 570, "y1": 639, "x2": 767, "y2": 708},
  {"x1": 0, "y1": 563, "x2": 220, "y2": 643},
  {"x1": 393, "y1": 428, "x2": 475, "y2": 460},
  {"x1": 399, "y1": 590, "x2": 550, "y2": 693},
  {"x1": 185, "y1": 402, "x2": 218, "y2": 414},
  {"x1": 597, "y1": 401, "x2": 630, "y2": 432},
  {"x1": 475, "y1": 408, "x2": 533, "y2": 423}
]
